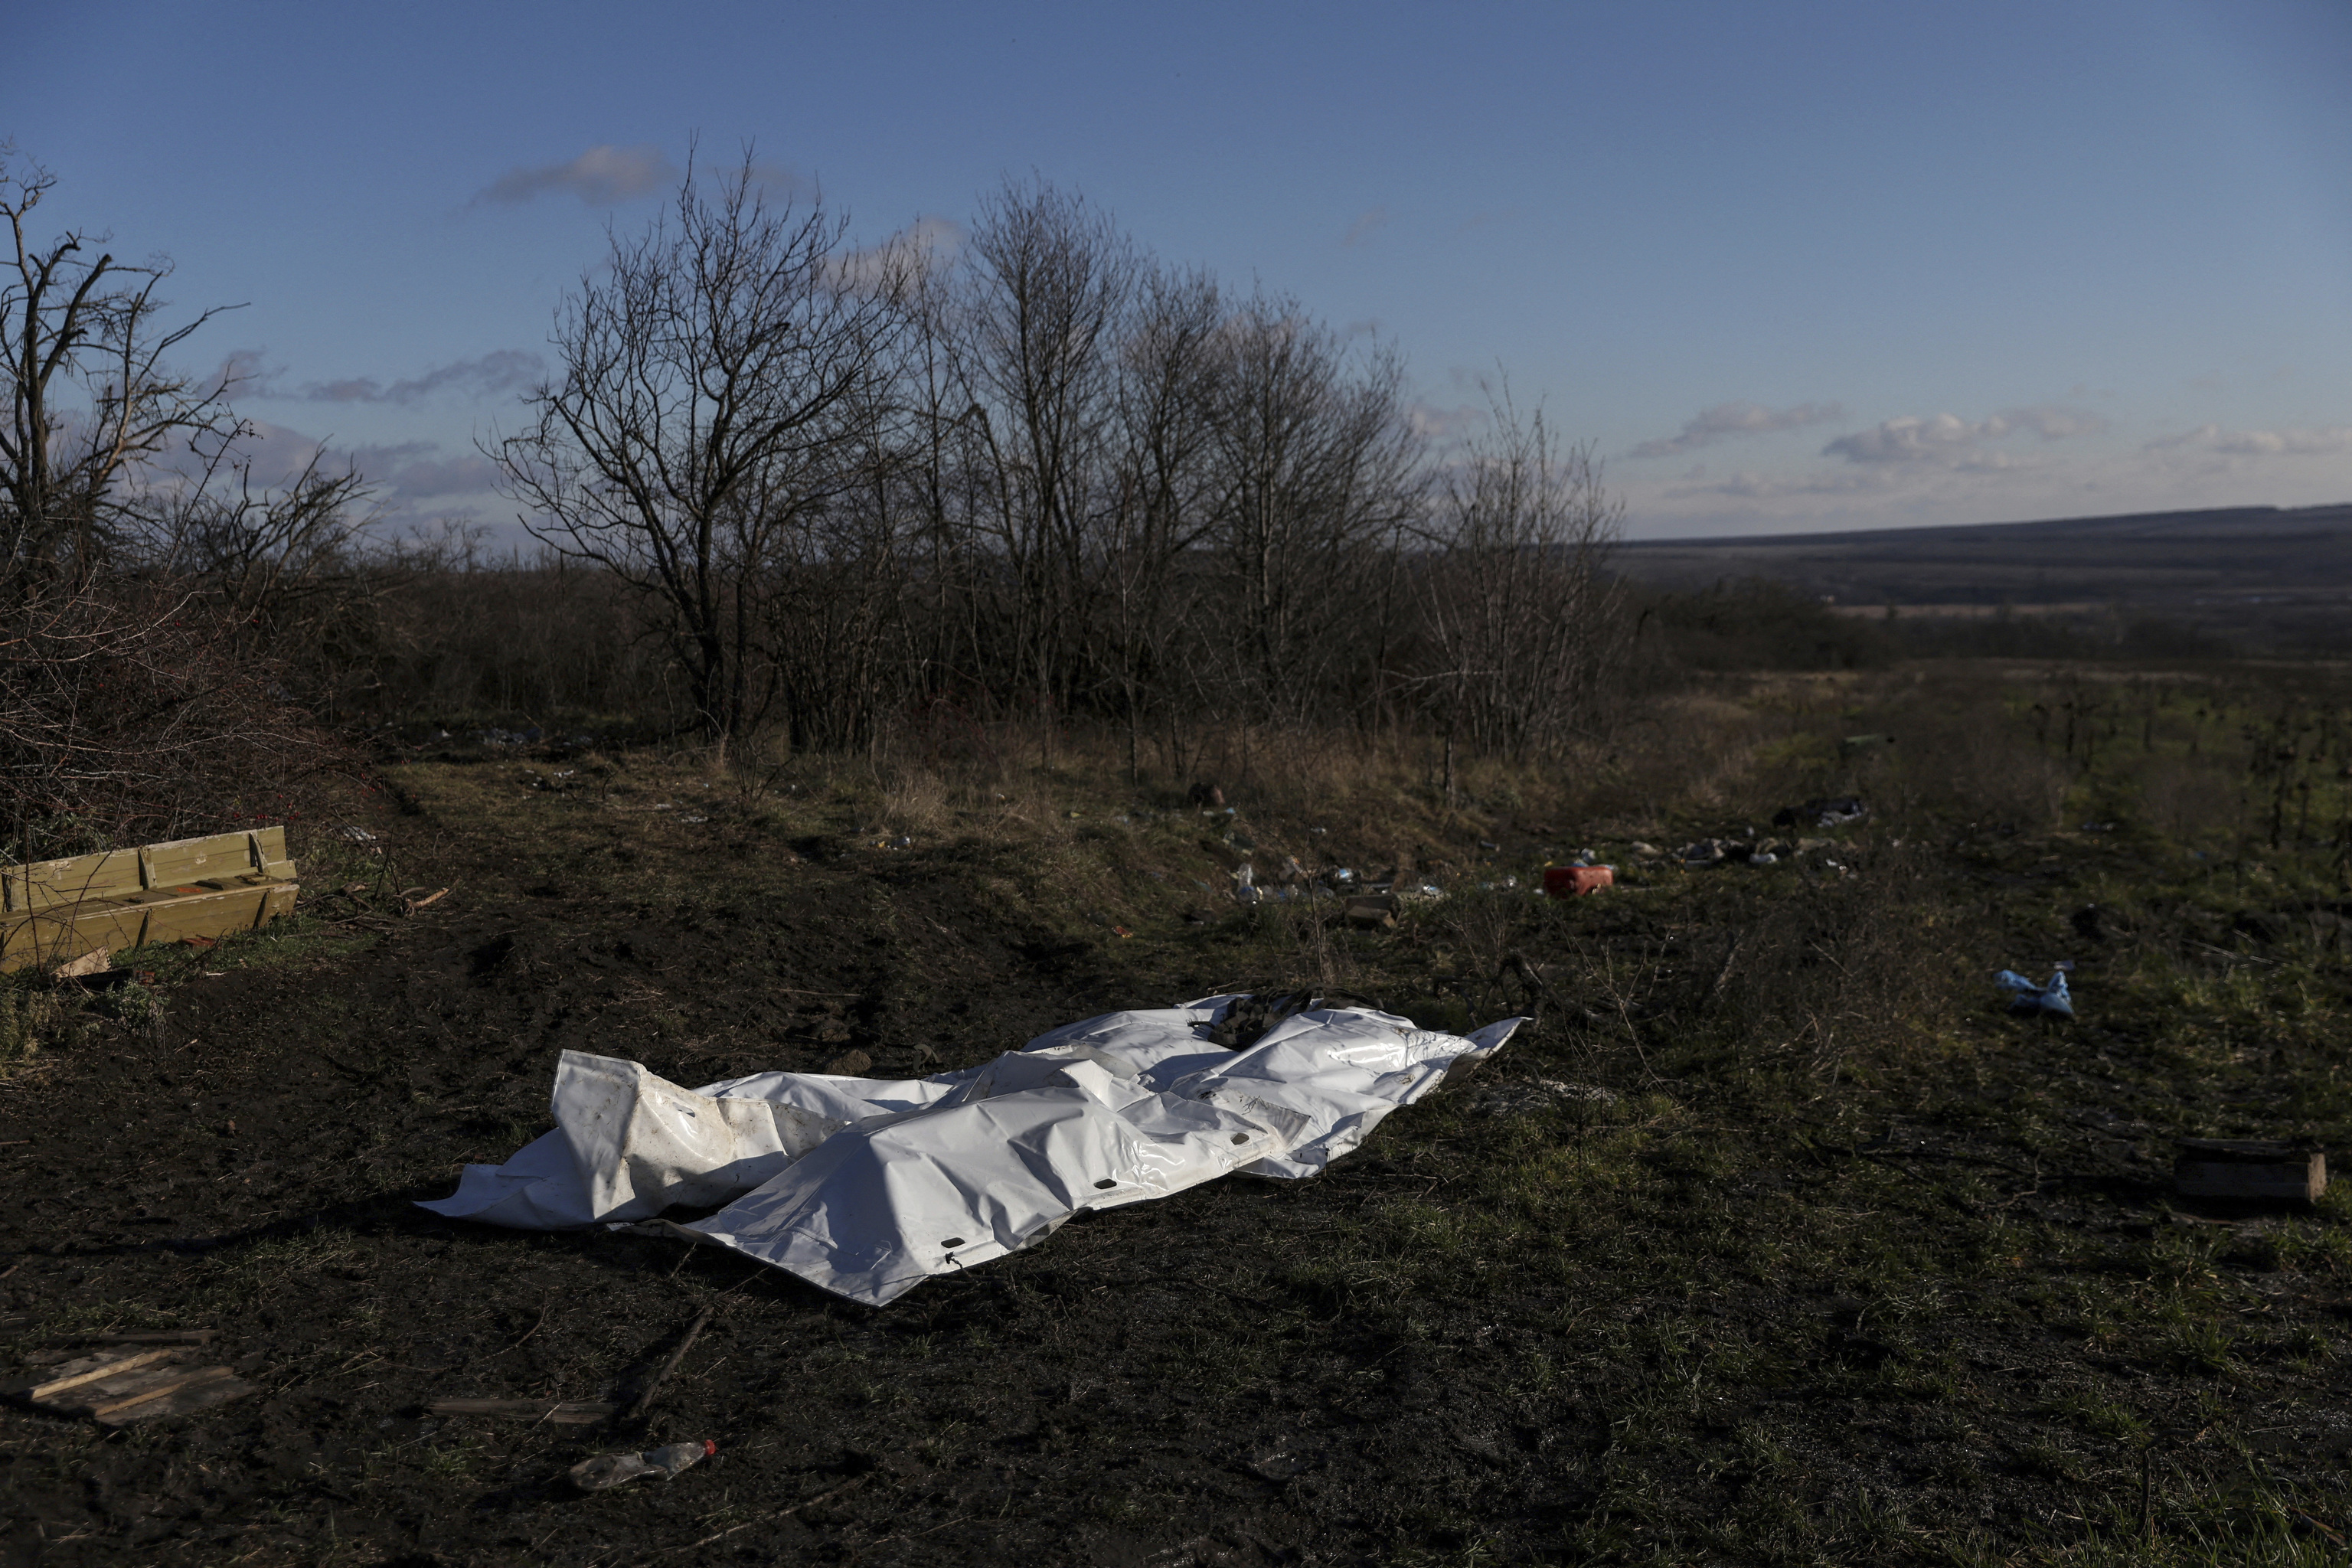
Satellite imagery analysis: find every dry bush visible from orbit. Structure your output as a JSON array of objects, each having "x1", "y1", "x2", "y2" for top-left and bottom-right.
[
  {"x1": 1654, "y1": 843, "x2": 1976, "y2": 1084},
  {"x1": 0, "y1": 579, "x2": 353, "y2": 858},
  {"x1": 878, "y1": 768, "x2": 951, "y2": 837},
  {"x1": 2135, "y1": 756, "x2": 2244, "y2": 843}
]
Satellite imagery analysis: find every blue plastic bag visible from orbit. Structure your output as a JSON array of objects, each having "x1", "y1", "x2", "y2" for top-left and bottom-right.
[{"x1": 1996, "y1": 969, "x2": 2073, "y2": 1018}]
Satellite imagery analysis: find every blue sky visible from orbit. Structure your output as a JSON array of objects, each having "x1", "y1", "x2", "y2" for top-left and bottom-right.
[{"x1": 8, "y1": 0, "x2": 2350, "y2": 541}]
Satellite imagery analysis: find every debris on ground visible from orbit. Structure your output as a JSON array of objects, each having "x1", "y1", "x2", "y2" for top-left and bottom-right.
[
  {"x1": 1344, "y1": 895, "x2": 1397, "y2": 929},
  {"x1": 1773, "y1": 795, "x2": 1870, "y2": 829},
  {"x1": 8, "y1": 1342, "x2": 253, "y2": 1426},
  {"x1": 570, "y1": 1439, "x2": 717, "y2": 1491},
  {"x1": 1543, "y1": 866, "x2": 1613, "y2": 897},
  {"x1": 426, "y1": 1398, "x2": 616, "y2": 1425},
  {"x1": 1, "y1": 826, "x2": 299, "y2": 973},
  {"x1": 423, "y1": 997, "x2": 1524, "y2": 1306},
  {"x1": 1996, "y1": 968, "x2": 2074, "y2": 1017},
  {"x1": 332, "y1": 825, "x2": 377, "y2": 844},
  {"x1": 2174, "y1": 1139, "x2": 2327, "y2": 1204}
]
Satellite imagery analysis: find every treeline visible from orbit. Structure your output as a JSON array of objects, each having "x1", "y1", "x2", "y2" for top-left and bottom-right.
[
  {"x1": 479, "y1": 160, "x2": 1627, "y2": 778},
  {"x1": 0, "y1": 145, "x2": 1629, "y2": 852}
]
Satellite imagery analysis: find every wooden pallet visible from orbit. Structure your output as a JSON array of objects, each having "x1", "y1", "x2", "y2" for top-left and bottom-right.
[{"x1": 0, "y1": 827, "x2": 299, "y2": 972}]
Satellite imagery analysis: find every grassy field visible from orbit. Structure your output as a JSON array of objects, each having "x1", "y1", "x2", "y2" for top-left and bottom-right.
[{"x1": 2, "y1": 658, "x2": 2349, "y2": 1566}]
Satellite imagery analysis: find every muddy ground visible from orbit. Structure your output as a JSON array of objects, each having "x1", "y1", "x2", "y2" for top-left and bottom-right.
[{"x1": 3, "y1": 707, "x2": 2351, "y2": 1566}]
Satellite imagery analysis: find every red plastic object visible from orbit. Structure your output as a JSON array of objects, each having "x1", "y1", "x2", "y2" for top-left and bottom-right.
[{"x1": 1544, "y1": 866, "x2": 1614, "y2": 897}]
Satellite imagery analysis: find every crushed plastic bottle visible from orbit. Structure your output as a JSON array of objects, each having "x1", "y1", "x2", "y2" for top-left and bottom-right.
[{"x1": 569, "y1": 1439, "x2": 716, "y2": 1491}]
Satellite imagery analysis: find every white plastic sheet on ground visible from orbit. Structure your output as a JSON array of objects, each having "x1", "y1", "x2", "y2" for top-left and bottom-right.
[{"x1": 420, "y1": 996, "x2": 1524, "y2": 1305}]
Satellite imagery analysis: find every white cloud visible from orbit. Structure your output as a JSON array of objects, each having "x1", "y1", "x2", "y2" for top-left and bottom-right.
[
  {"x1": 824, "y1": 214, "x2": 964, "y2": 294},
  {"x1": 1408, "y1": 401, "x2": 1485, "y2": 443},
  {"x1": 2148, "y1": 423, "x2": 2352, "y2": 457},
  {"x1": 1629, "y1": 400, "x2": 1844, "y2": 459},
  {"x1": 297, "y1": 350, "x2": 544, "y2": 405},
  {"x1": 1341, "y1": 207, "x2": 1388, "y2": 247},
  {"x1": 471, "y1": 145, "x2": 676, "y2": 207},
  {"x1": 1821, "y1": 405, "x2": 2105, "y2": 465},
  {"x1": 745, "y1": 158, "x2": 818, "y2": 201},
  {"x1": 348, "y1": 442, "x2": 502, "y2": 500},
  {"x1": 1662, "y1": 467, "x2": 1903, "y2": 501}
]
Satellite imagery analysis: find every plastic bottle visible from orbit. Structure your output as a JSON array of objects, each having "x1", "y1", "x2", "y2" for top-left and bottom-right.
[{"x1": 568, "y1": 1439, "x2": 717, "y2": 1491}]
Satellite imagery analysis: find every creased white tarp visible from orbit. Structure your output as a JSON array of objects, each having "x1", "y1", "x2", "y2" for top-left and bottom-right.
[{"x1": 420, "y1": 996, "x2": 1523, "y2": 1305}]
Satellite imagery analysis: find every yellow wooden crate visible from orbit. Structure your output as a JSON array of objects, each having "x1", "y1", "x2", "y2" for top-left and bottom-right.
[{"x1": 0, "y1": 827, "x2": 300, "y2": 971}]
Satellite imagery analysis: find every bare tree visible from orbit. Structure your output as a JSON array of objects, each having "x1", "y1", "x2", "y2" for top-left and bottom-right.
[
  {"x1": 1201, "y1": 296, "x2": 1423, "y2": 730},
  {"x1": 948, "y1": 179, "x2": 1136, "y2": 728},
  {"x1": 1101, "y1": 263, "x2": 1227, "y2": 779},
  {"x1": 1414, "y1": 387, "x2": 1624, "y2": 796},
  {"x1": 0, "y1": 145, "x2": 243, "y2": 586},
  {"x1": 490, "y1": 148, "x2": 905, "y2": 746}
]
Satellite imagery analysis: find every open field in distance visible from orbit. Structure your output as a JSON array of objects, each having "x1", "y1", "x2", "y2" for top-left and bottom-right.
[{"x1": 1615, "y1": 505, "x2": 2352, "y2": 654}]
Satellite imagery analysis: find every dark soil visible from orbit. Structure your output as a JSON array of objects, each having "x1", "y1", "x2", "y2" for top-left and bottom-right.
[{"x1": 4, "y1": 733, "x2": 2351, "y2": 1566}]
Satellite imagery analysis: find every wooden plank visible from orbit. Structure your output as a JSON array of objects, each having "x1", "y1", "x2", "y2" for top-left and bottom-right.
[
  {"x1": 95, "y1": 1371, "x2": 252, "y2": 1426},
  {"x1": 29, "y1": 1348, "x2": 177, "y2": 1400},
  {"x1": 428, "y1": 1398, "x2": 616, "y2": 1425},
  {"x1": 12, "y1": 848, "x2": 145, "y2": 910},
  {"x1": 2174, "y1": 1139, "x2": 2327, "y2": 1202},
  {"x1": 90, "y1": 1366, "x2": 237, "y2": 1419},
  {"x1": 145, "y1": 831, "x2": 265, "y2": 887},
  {"x1": 68, "y1": 1331, "x2": 217, "y2": 1345}
]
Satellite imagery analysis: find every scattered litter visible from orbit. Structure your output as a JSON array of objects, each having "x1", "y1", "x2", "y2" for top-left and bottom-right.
[
  {"x1": 1628, "y1": 841, "x2": 1661, "y2": 858},
  {"x1": 1478, "y1": 840, "x2": 1500, "y2": 852},
  {"x1": 1111, "y1": 926, "x2": 1133, "y2": 939},
  {"x1": 1344, "y1": 894, "x2": 1397, "y2": 929},
  {"x1": 423, "y1": 997, "x2": 1525, "y2": 1306},
  {"x1": 681, "y1": 815, "x2": 709, "y2": 825},
  {"x1": 1996, "y1": 969, "x2": 2074, "y2": 1017},
  {"x1": 1544, "y1": 866, "x2": 1613, "y2": 897},
  {"x1": 333, "y1": 825, "x2": 377, "y2": 844},
  {"x1": 428, "y1": 1398, "x2": 614, "y2": 1425},
  {"x1": 9, "y1": 1341, "x2": 253, "y2": 1426},
  {"x1": 1772, "y1": 796, "x2": 1869, "y2": 830},
  {"x1": 570, "y1": 1439, "x2": 716, "y2": 1492},
  {"x1": 1468, "y1": 1080, "x2": 1616, "y2": 1116},
  {"x1": 1750, "y1": 851, "x2": 1779, "y2": 866},
  {"x1": 53, "y1": 948, "x2": 110, "y2": 979},
  {"x1": 2174, "y1": 1138, "x2": 2325, "y2": 1204},
  {"x1": 475, "y1": 726, "x2": 544, "y2": 748}
]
